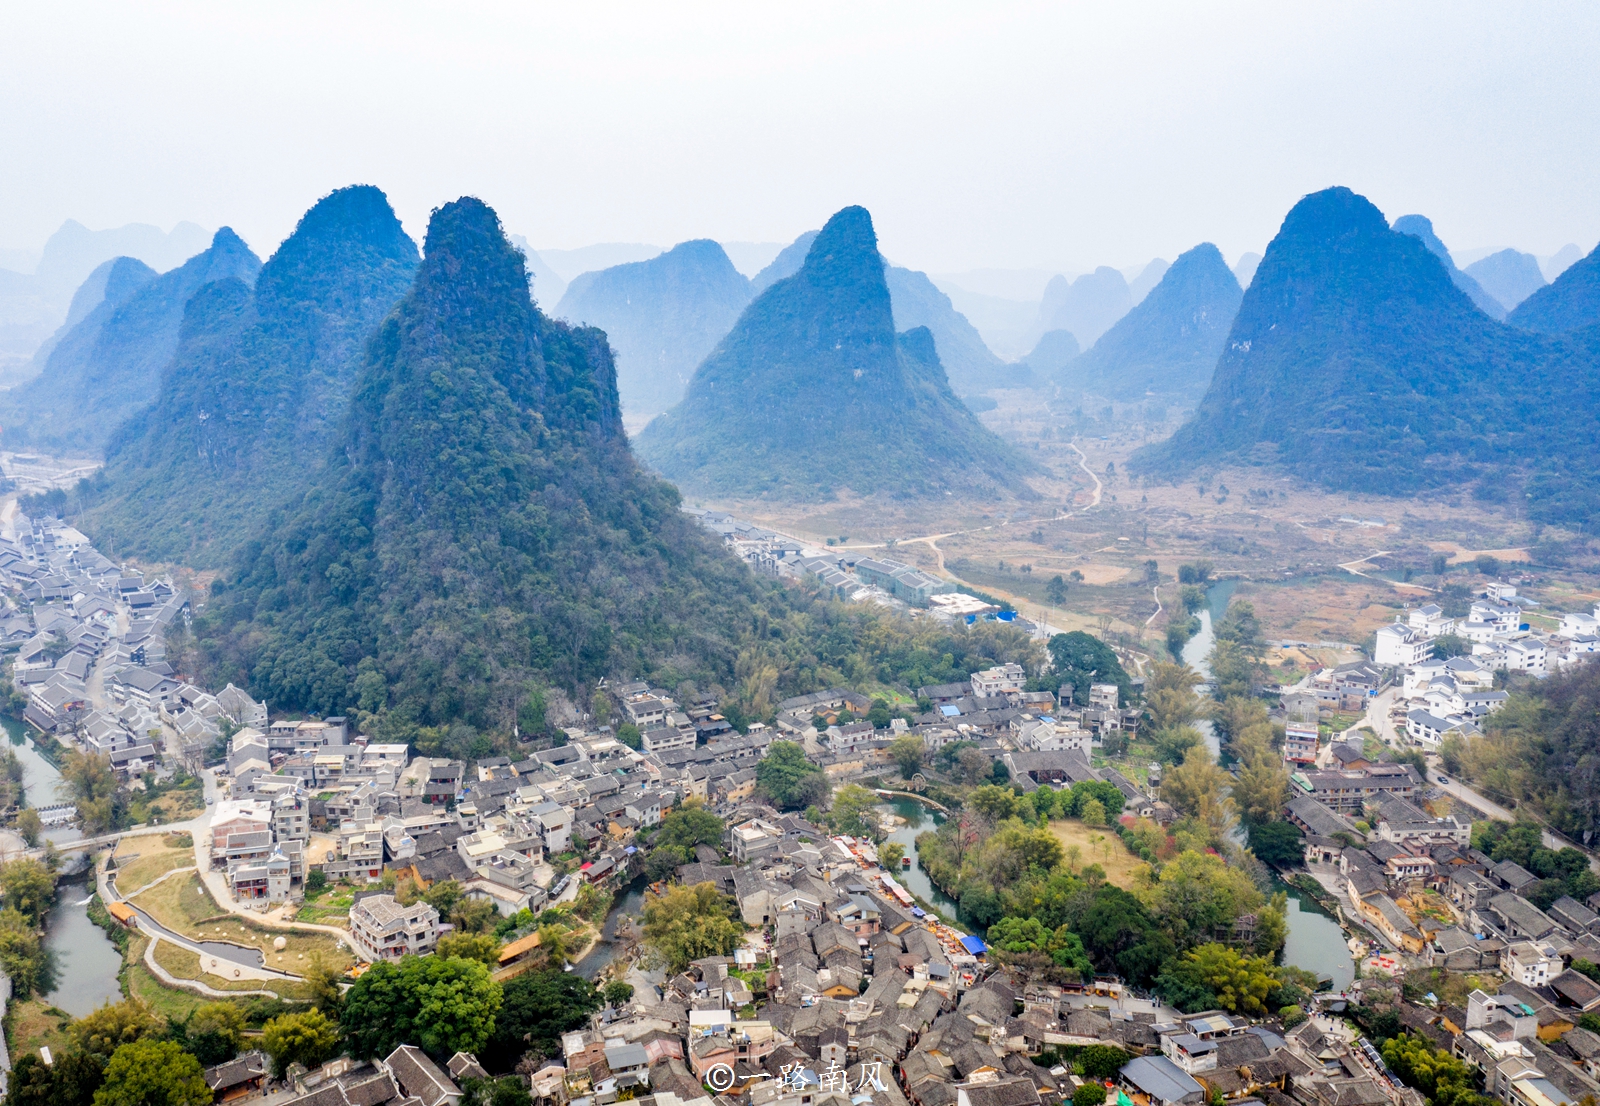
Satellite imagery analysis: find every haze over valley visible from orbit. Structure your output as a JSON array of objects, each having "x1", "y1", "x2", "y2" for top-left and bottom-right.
[{"x1": 8, "y1": 10, "x2": 1600, "y2": 1105}]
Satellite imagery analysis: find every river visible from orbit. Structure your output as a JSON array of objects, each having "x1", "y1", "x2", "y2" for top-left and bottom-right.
[
  {"x1": 1278, "y1": 881, "x2": 1354, "y2": 991},
  {"x1": 1178, "y1": 579, "x2": 1237, "y2": 760},
  {"x1": 573, "y1": 877, "x2": 647, "y2": 980},
  {"x1": 880, "y1": 796, "x2": 960, "y2": 921},
  {"x1": 1174, "y1": 582, "x2": 1355, "y2": 988},
  {"x1": 42, "y1": 878, "x2": 123, "y2": 1016},
  {"x1": 3, "y1": 715, "x2": 121, "y2": 1011}
]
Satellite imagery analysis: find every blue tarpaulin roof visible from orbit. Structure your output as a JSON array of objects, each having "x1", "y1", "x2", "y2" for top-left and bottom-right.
[
  {"x1": 940, "y1": 705, "x2": 961, "y2": 717},
  {"x1": 960, "y1": 935, "x2": 987, "y2": 955}
]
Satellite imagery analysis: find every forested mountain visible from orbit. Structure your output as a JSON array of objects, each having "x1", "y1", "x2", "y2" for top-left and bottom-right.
[
  {"x1": 554, "y1": 240, "x2": 752, "y2": 421},
  {"x1": 1134, "y1": 187, "x2": 1600, "y2": 529},
  {"x1": 18, "y1": 257, "x2": 157, "y2": 391},
  {"x1": 883, "y1": 265, "x2": 1007, "y2": 395},
  {"x1": 197, "y1": 196, "x2": 782, "y2": 727},
  {"x1": 79, "y1": 186, "x2": 420, "y2": 566},
  {"x1": 1036, "y1": 267, "x2": 1133, "y2": 349},
  {"x1": 1465, "y1": 249, "x2": 1545, "y2": 311},
  {"x1": 1059, "y1": 243, "x2": 1242, "y2": 402},
  {"x1": 752, "y1": 229, "x2": 1004, "y2": 394},
  {"x1": 751, "y1": 231, "x2": 818, "y2": 293},
  {"x1": 0, "y1": 219, "x2": 211, "y2": 383},
  {"x1": 0, "y1": 229, "x2": 262, "y2": 454},
  {"x1": 1390, "y1": 214, "x2": 1505, "y2": 319},
  {"x1": 634, "y1": 206, "x2": 1027, "y2": 500},
  {"x1": 1509, "y1": 241, "x2": 1600, "y2": 334}
]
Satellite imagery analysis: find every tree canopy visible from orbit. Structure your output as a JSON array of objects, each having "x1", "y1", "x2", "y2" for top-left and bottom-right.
[{"x1": 340, "y1": 954, "x2": 502, "y2": 1060}]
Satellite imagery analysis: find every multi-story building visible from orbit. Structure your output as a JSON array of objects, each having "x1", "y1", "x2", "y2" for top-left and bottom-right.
[
  {"x1": 349, "y1": 894, "x2": 440, "y2": 962},
  {"x1": 1375, "y1": 621, "x2": 1432, "y2": 667},
  {"x1": 972, "y1": 663, "x2": 1026, "y2": 698}
]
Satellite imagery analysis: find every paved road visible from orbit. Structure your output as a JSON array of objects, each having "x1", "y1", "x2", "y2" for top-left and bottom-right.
[{"x1": 1348, "y1": 687, "x2": 1597, "y2": 867}]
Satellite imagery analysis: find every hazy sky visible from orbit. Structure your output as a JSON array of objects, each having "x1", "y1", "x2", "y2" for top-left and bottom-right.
[{"x1": 3, "y1": 2, "x2": 1598, "y2": 277}]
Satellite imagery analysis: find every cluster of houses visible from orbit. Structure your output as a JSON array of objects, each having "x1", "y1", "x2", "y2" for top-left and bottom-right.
[
  {"x1": 1371, "y1": 582, "x2": 1600, "y2": 744},
  {"x1": 771, "y1": 666, "x2": 1144, "y2": 789},
  {"x1": 0, "y1": 512, "x2": 267, "y2": 777}
]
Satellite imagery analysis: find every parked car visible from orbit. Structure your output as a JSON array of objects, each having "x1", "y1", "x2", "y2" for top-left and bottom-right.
[{"x1": 1436, "y1": 775, "x2": 1450, "y2": 784}]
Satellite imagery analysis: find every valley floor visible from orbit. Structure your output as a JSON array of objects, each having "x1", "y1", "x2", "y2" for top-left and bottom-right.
[{"x1": 684, "y1": 386, "x2": 1600, "y2": 656}]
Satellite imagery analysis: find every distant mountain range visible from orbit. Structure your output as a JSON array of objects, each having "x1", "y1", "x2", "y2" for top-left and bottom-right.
[
  {"x1": 0, "y1": 228, "x2": 262, "y2": 455},
  {"x1": 556, "y1": 240, "x2": 752, "y2": 423},
  {"x1": 1391, "y1": 214, "x2": 1505, "y2": 319},
  {"x1": 0, "y1": 219, "x2": 212, "y2": 383},
  {"x1": 1507, "y1": 241, "x2": 1600, "y2": 335},
  {"x1": 197, "y1": 196, "x2": 772, "y2": 724},
  {"x1": 1036, "y1": 268, "x2": 1132, "y2": 351},
  {"x1": 554, "y1": 226, "x2": 1013, "y2": 416},
  {"x1": 634, "y1": 206, "x2": 1028, "y2": 500},
  {"x1": 1134, "y1": 187, "x2": 1600, "y2": 531},
  {"x1": 79, "y1": 186, "x2": 420, "y2": 566},
  {"x1": 1465, "y1": 249, "x2": 1546, "y2": 311},
  {"x1": 1059, "y1": 243, "x2": 1242, "y2": 402}
]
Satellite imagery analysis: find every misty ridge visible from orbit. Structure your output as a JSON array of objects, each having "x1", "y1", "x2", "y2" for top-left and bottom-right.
[{"x1": 5, "y1": 181, "x2": 1600, "y2": 538}]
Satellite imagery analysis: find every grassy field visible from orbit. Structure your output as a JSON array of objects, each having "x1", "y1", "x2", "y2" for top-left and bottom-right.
[
  {"x1": 151, "y1": 939, "x2": 312, "y2": 1000},
  {"x1": 293, "y1": 886, "x2": 356, "y2": 925},
  {"x1": 113, "y1": 835, "x2": 197, "y2": 892},
  {"x1": 1049, "y1": 818, "x2": 1149, "y2": 889},
  {"x1": 6, "y1": 997, "x2": 75, "y2": 1060},
  {"x1": 130, "y1": 873, "x2": 352, "y2": 973},
  {"x1": 124, "y1": 935, "x2": 210, "y2": 1022}
]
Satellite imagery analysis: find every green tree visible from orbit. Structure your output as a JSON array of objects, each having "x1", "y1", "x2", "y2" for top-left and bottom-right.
[
  {"x1": 61, "y1": 751, "x2": 122, "y2": 836},
  {"x1": 755, "y1": 741, "x2": 830, "y2": 810},
  {"x1": 184, "y1": 1002, "x2": 245, "y2": 1066},
  {"x1": 15, "y1": 808, "x2": 42, "y2": 847},
  {"x1": 437, "y1": 932, "x2": 501, "y2": 965},
  {"x1": 1151, "y1": 725, "x2": 1205, "y2": 766},
  {"x1": 451, "y1": 897, "x2": 498, "y2": 935},
  {"x1": 1161, "y1": 757, "x2": 1234, "y2": 834},
  {"x1": 1180, "y1": 943, "x2": 1278, "y2": 1014},
  {"x1": 10, "y1": 1049, "x2": 106, "y2": 1106},
  {"x1": 642, "y1": 882, "x2": 745, "y2": 974},
  {"x1": 1382, "y1": 1032, "x2": 1494, "y2": 1106},
  {"x1": 656, "y1": 801, "x2": 724, "y2": 852},
  {"x1": 1231, "y1": 750, "x2": 1290, "y2": 828},
  {"x1": 0, "y1": 858, "x2": 56, "y2": 926},
  {"x1": 0, "y1": 907, "x2": 52, "y2": 995},
  {"x1": 261, "y1": 1008, "x2": 340, "y2": 1077},
  {"x1": 302, "y1": 951, "x2": 344, "y2": 1014},
  {"x1": 615, "y1": 723, "x2": 641, "y2": 750},
  {"x1": 423, "y1": 879, "x2": 464, "y2": 916},
  {"x1": 1139, "y1": 851, "x2": 1264, "y2": 947},
  {"x1": 92, "y1": 1039, "x2": 210, "y2": 1106},
  {"x1": 1048, "y1": 630, "x2": 1132, "y2": 707},
  {"x1": 1073, "y1": 1085, "x2": 1106, "y2": 1106},
  {"x1": 1045, "y1": 574, "x2": 1068, "y2": 606},
  {"x1": 603, "y1": 980, "x2": 634, "y2": 1007},
  {"x1": 1079, "y1": 1045, "x2": 1133, "y2": 1079},
  {"x1": 71, "y1": 1000, "x2": 156, "y2": 1060},
  {"x1": 1431, "y1": 634, "x2": 1469, "y2": 659},
  {"x1": 485, "y1": 968, "x2": 600, "y2": 1070},
  {"x1": 1248, "y1": 821, "x2": 1304, "y2": 867},
  {"x1": 828, "y1": 784, "x2": 881, "y2": 840},
  {"x1": 969, "y1": 784, "x2": 1019, "y2": 822},
  {"x1": 889, "y1": 733, "x2": 924, "y2": 779},
  {"x1": 646, "y1": 845, "x2": 688, "y2": 882},
  {"x1": 879, "y1": 842, "x2": 905, "y2": 870},
  {"x1": 340, "y1": 955, "x2": 503, "y2": 1059},
  {"x1": 462, "y1": 1077, "x2": 534, "y2": 1106}
]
